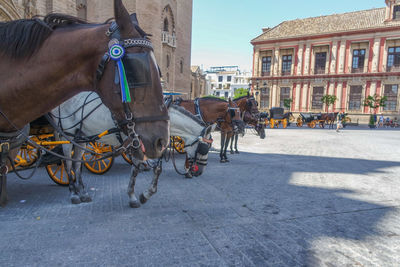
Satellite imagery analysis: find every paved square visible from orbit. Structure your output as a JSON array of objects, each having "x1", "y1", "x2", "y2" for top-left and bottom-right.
[{"x1": 1, "y1": 127, "x2": 400, "y2": 266}]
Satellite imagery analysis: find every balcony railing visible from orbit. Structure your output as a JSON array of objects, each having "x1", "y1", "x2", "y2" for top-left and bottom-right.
[
  {"x1": 162, "y1": 31, "x2": 176, "y2": 48},
  {"x1": 351, "y1": 67, "x2": 364, "y2": 74},
  {"x1": 314, "y1": 68, "x2": 326, "y2": 75},
  {"x1": 387, "y1": 65, "x2": 400, "y2": 72},
  {"x1": 281, "y1": 70, "x2": 291, "y2": 76},
  {"x1": 262, "y1": 71, "x2": 271, "y2": 77}
]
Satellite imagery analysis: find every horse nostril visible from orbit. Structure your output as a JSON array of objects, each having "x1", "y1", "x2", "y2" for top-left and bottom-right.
[{"x1": 155, "y1": 138, "x2": 164, "y2": 152}]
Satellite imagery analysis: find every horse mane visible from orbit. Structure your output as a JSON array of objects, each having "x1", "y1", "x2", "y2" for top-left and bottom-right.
[
  {"x1": 200, "y1": 97, "x2": 227, "y2": 103},
  {"x1": 43, "y1": 13, "x2": 90, "y2": 29},
  {"x1": 233, "y1": 95, "x2": 250, "y2": 101},
  {"x1": 0, "y1": 18, "x2": 53, "y2": 59},
  {"x1": 170, "y1": 105, "x2": 205, "y2": 127}
]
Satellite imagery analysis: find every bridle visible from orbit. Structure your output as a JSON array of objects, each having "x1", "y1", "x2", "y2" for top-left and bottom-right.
[
  {"x1": 185, "y1": 126, "x2": 213, "y2": 173},
  {"x1": 95, "y1": 21, "x2": 169, "y2": 151}
]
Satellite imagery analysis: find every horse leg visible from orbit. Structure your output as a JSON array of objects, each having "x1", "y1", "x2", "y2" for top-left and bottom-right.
[
  {"x1": 220, "y1": 133, "x2": 226, "y2": 163},
  {"x1": 139, "y1": 160, "x2": 162, "y2": 204},
  {"x1": 74, "y1": 146, "x2": 91, "y2": 203},
  {"x1": 230, "y1": 134, "x2": 234, "y2": 154},
  {"x1": 127, "y1": 161, "x2": 141, "y2": 208},
  {"x1": 234, "y1": 134, "x2": 239, "y2": 154},
  {"x1": 64, "y1": 145, "x2": 81, "y2": 204},
  {"x1": 223, "y1": 134, "x2": 231, "y2": 162},
  {"x1": 0, "y1": 174, "x2": 7, "y2": 207}
]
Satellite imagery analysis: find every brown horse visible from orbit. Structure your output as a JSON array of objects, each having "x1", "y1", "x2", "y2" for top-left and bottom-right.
[
  {"x1": 0, "y1": 0, "x2": 169, "y2": 205},
  {"x1": 230, "y1": 95, "x2": 265, "y2": 153},
  {"x1": 176, "y1": 97, "x2": 244, "y2": 164},
  {"x1": 321, "y1": 112, "x2": 338, "y2": 129}
]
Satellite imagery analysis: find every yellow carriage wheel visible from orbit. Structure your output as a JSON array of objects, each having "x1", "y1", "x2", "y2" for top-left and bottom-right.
[
  {"x1": 121, "y1": 152, "x2": 133, "y2": 165},
  {"x1": 14, "y1": 144, "x2": 38, "y2": 167},
  {"x1": 83, "y1": 142, "x2": 114, "y2": 175},
  {"x1": 171, "y1": 136, "x2": 186, "y2": 154},
  {"x1": 296, "y1": 117, "x2": 303, "y2": 127},
  {"x1": 46, "y1": 161, "x2": 70, "y2": 186},
  {"x1": 282, "y1": 118, "x2": 288, "y2": 129},
  {"x1": 310, "y1": 121, "x2": 317, "y2": 128},
  {"x1": 270, "y1": 119, "x2": 275, "y2": 129}
]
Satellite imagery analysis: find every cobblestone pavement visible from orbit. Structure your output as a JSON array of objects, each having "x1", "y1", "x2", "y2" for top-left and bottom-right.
[{"x1": 1, "y1": 127, "x2": 400, "y2": 266}]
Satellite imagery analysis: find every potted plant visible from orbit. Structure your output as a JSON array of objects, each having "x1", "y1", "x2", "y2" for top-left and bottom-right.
[
  {"x1": 368, "y1": 114, "x2": 376, "y2": 128},
  {"x1": 363, "y1": 94, "x2": 387, "y2": 129}
]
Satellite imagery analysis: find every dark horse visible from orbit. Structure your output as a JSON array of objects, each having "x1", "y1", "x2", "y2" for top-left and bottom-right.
[
  {"x1": 177, "y1": 97, "x2": 244, "y2": 163},
  {"x1": 229, "y1": 95, "x2": 265, "y2": 154},
  {"x1": 321, "y1": 112, "x2": 339, "y2": 129},
  {"x1": 0, "y1": 0, "x2": 169, "y2": 206}
]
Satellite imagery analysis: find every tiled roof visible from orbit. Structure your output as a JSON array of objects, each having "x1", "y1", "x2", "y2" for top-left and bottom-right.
[{"x1": 252, "y1": 8, "x2": 400, "y2": 43}]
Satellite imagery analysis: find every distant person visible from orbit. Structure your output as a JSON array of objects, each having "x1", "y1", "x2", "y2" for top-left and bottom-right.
[
  {"x1": 374, "y1": 113, "x2": 377, "y2": 125},
  {"x1": 385, "y1": 117, "x2": 390, "y2": 128},
  {"x1": 336, "y1": 111, "x2": 344, "y2": 132},
  {"x1": 378, "y1": 114, "x2": 384, "y2": 128}
]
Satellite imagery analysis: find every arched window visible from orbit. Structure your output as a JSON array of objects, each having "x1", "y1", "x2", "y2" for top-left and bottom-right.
[
  {"x1": 166, "y1": 54, "x2": 170, "y2": 68},
  {"x1": 180, "y1": 59, "x2": 183, "y2": 74},
  {"x1": 163, "y1": 18, "x2": 169, "y2": 32}
]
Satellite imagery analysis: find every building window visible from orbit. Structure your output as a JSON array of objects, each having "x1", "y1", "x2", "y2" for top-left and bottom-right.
[
  {"x1": 218, "y1": 76, "x2": 223, "y2": 82},
  {"x1": 180, "y1": 60, "x2": 183, "y2": 74},
  {"x1": 314, "y1": 52, "x2": 327, "y2": 74},
  {"x1": 218, "y1": 84, "x2": 222, "y2": 89},
  {"x1": 163, "y1": 18, "x2": 169, "y2": 32},
  {"x1": 394, "y1": 5, "x2": 400, "y2": 20},
  {"x1": 282, "y1": 55, "x2": 292, "y2": 76},
  {"x1": 227, "y1": 76, "x2": 232, "y2": 82},
  {"x1": 166, "y1": 54, "x2": 170, "y2": 68},
  {"x1": 224, "y1": 92, "x2": 229, "y2": 98},
  {"x1": 215, "y1": 91, "x2": 220, "y2": 97},
  {"x1": 387, "y1": 47, "x2": 400, "y2": 71},
  {"x1": 260, "y1": 87, "x2": 270, "y2": 109},
  {"x1": 224, "y1": 84, "x2": 231, "y2": 89},
  {"x1": 352, "y1": 49, "x2": 366, "y2": 73},
  {"x1": 279, "y1": 87, "x2": 291, "y2": 108},
  {"x1": 262, "y1": 56, "x2": 272, "y2": 76},
  {"x1": 312, "y1": 87, "x2": 324, "y2": 109},
  {"x1": 348, "y1": 85, "x2": 363, "y2": 111},
  {"x1": 383, "y1": 84, "x2": 398, "y2": 111}
]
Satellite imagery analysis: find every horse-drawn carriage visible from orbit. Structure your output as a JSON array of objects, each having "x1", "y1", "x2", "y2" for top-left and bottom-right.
[
  {"x1": 14, "y1": 117, "x2": 116, "y2": 186},
  {"x1": 267, "y1": 108, "x2": 294, "y2": 129},
  {"x1": 297, "y1": 113, "x2": 326, "y2": 128}
]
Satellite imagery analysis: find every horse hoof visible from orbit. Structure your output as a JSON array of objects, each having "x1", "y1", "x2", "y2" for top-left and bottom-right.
[
  {"x1": 235, "y1": 150, "x2": 240, "y2": 154},
  {"x1": 185, "y1": 173, "x2": 193, "y2": 179},
  {"x1": 220, "y1": 159, "x2": 226, "y2": 163},
  {"x1": 129, "y1": 200, "x2": 141, "y2": 208},
  {"x1": 71, "y1": 196, "x2": 81, "y2": 205},
  {"x1": 80, "y1": 194, "x2": 92, "y2": 203},
  {"x1": 139, "y1": 194, "x2": 148, "y2": 204},
  {"x1": 224, "y1": 159, "x2": 230, "y2": 162},
  {"x1": 230, "y1": 150, "x2": 234, "y2": 154}
]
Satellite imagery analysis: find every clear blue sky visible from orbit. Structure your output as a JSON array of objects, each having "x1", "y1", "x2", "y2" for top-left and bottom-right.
[{"x1": 192, "y1": 0, "x2": 384, "y2": 72}]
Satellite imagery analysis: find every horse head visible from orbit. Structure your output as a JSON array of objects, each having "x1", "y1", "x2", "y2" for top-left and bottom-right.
[
  {"x1": 186, "y1": 124, "x2": 216, "y2": 177},
  {"x1": 95, "y1": 0, "x2": 169, "y2": 159}
]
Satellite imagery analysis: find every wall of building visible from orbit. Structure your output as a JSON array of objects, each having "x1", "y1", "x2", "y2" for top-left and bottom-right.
[{"x1": 252, "y1": 24, "x2": 400, "y2": 123}]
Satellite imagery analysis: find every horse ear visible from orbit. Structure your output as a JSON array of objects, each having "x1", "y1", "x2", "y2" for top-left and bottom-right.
[{"x1": 114, "y1": 0, "x2": 135, "y2": 37}]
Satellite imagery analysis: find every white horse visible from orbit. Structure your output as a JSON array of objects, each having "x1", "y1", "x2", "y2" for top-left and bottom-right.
[{"x1": 49, "y1": 92, "x2": 215, "y2": 207}]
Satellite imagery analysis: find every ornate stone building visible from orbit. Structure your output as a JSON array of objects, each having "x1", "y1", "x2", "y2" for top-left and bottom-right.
[
  {"x1": 190, "y1": 66, "x2": 207, "y2": 98},
  {"x1": 252, "y1": 0, "x2": 400, "y2": 122},
  {"x1": 0, "y1": 0, "x2": 193, "y2": 96}
]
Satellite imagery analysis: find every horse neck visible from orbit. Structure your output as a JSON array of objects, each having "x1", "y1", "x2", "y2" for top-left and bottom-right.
[
  {"x1": 169, "y1": 106, "x2": 203, "y2": 144},
  {"x1": 0, "y1": 25, "x2": 108, "y2": 131},
  {"x1": 199, "y1": 100, "x2": 228, "y2": 123}
]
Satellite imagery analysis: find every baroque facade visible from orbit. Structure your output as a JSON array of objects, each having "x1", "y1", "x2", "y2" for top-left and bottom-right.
[
  {"x1": 251, "y1": 0, "x2": 400, "y2": 122},
  {"x1": 0, "y1": 0, "x2": 193, "y2": 96}
]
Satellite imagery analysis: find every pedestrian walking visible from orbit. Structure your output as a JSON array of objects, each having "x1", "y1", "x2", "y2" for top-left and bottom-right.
[
  {"x1": 378, "y1": 114, "x2": 384, "y2": 128},
  {"x1": 336, "y1": 111, "x2": 343, "y2": 132}
]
